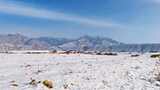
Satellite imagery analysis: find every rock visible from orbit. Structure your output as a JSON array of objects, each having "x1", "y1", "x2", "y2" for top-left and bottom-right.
[
  {"x1": 63, "y1": 84, "x2": 69, "y2": 89},
  {"x1": 155, "y1": 73, "x2": 160, "y2": 82},
  {"x1": 155, "y1": 81, "x2": 160, "y2": 87},
  {"x1": 42, "y1": 80, "x2": 53, "y2": 89}
]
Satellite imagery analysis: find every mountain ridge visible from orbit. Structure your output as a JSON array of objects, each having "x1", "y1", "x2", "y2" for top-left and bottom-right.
[{"x1": 0, "y1": 33, "x2": 159, "y2": 52}]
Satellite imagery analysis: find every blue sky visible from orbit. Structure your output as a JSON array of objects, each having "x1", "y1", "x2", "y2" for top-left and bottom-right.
[{"x1": 0, "y1": 0, "x2": 160, "y2": 43}]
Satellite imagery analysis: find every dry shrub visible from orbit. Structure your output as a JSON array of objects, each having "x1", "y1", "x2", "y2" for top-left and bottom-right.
[
  {"x1": 103, "y1": 52, "x2": 118, "y2": 56},
  {"x1": 11, "y1": 84, "x2": 18, "y2": 87},
  {"x1": 10, "y1": 80, "x2": 18, "y2": 87},
  {"x1": 131, "y1": 54, "x2": 140, "y2": 57},
  {"x1": 151, "y1": 54, "x2": 160, "y2": 58},
  {"x1": 29, "y1": 79, "x2": 41, "y2": 86}
]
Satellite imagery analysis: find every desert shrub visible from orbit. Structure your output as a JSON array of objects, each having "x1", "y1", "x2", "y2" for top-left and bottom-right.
[
  {"x1": 151, "y1": 54, "x2": 160, "y2": 58},
  {"x1": 103, "y1": 52, "x2": 118, "y2": 56},
  {"x1": 50, "y1": 50, "x2": 57, "y2": 54},
  {"x1": 10, "y1": 80, "x2": 18, "y2": 87},
  {"x1": 29, "y1": 79, "x2": 41, "y2": 86},
  {"x1": 11, "y1": 84, "x2": 18, "y2": 87},
  {"x1": 131, "y1": 54, "x2": 140, "y2": 57}
]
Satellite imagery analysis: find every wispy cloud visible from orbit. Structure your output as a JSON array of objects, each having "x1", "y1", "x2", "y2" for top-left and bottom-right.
[
  {"x1": 148, "y1": 0, "x2": 160, "y2": 4},
  {"x1": 153, "y1": 0, "x2": 160, "y2": 3},
  {"x1": 0, "y1": 1, "x2": 123, "y2": 28}
]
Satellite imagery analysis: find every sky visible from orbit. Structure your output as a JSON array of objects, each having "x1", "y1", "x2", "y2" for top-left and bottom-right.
[{"x1": 0, "y1": 0, "x2": 160, "y2": 43}]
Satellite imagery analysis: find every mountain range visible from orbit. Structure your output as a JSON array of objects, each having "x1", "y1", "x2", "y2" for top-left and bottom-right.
[{"x1": 0, "y1": 33, "x2": 160, "y2": 52}]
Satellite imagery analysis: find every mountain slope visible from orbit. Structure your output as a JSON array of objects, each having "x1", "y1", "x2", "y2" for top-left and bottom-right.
[
  {"x1": 59, "y1": 35, "x2": 122, "y2": 51},
  {"x1": 110, "y1": 44, "x2": 160, "y2": 52},
  {"x1": 36, "y1": 37, "x2": 72, "y2": 46},
  {"x1": 0, "y1": 34, "x2": 160, "y2": 52}
]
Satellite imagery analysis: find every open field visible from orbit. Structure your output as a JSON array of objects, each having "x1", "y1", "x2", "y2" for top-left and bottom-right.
[{"x1": 0, "y1": 53, "x2": 160, "y2": 90}]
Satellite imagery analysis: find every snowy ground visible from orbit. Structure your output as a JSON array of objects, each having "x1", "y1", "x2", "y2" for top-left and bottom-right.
[{"x1": 0, "y1": 53, "x2": 160, "y2": 90}]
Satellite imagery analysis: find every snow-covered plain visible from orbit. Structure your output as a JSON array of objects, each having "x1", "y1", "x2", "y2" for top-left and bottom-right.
[{"x1": 0, "y1": 53, "x2": 160, "y2": 90}]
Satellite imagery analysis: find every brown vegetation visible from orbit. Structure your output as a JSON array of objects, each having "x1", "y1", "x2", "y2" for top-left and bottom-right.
[{"x1": 151, "y1": 54, "x2": 160, "y2": 58}]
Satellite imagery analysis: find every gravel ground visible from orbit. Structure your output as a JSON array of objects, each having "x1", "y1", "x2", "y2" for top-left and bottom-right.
[{"x1": 0, "y1": 53, "x2": 160, "y2": 90}]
